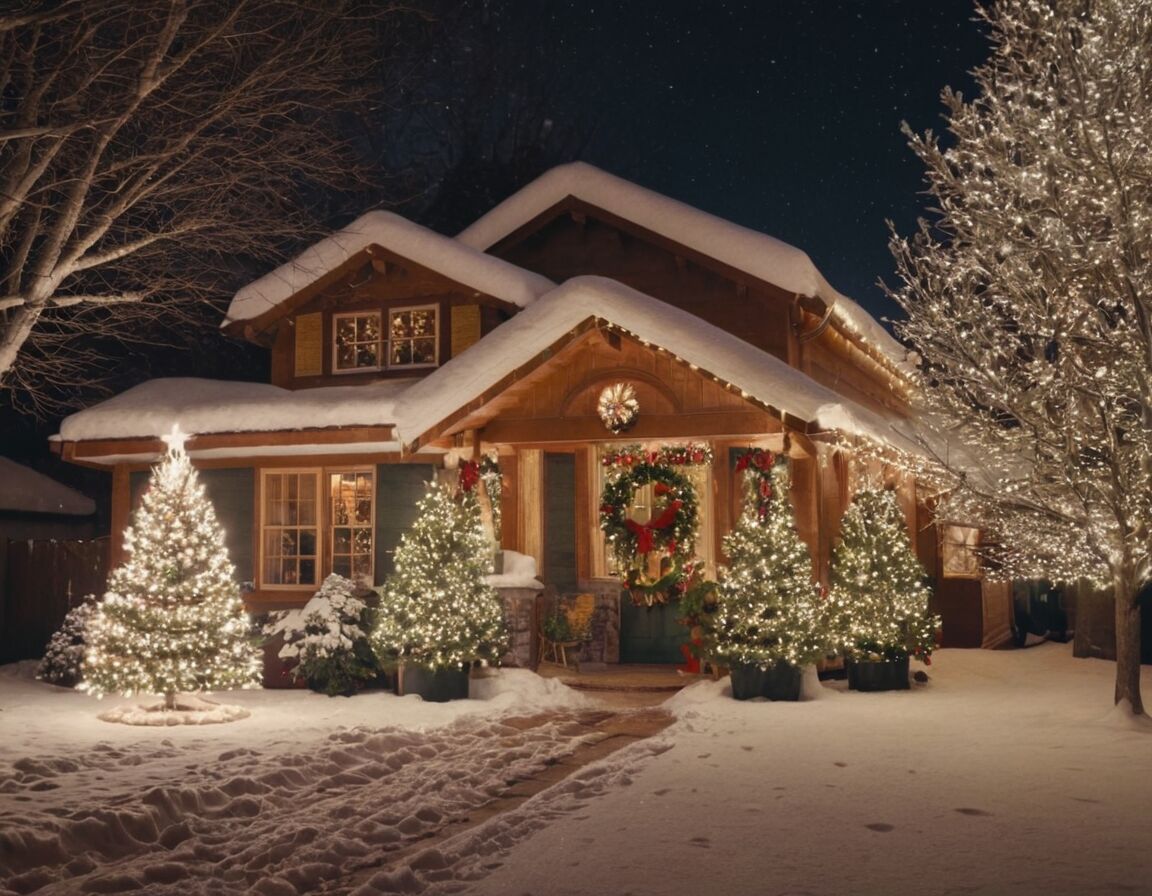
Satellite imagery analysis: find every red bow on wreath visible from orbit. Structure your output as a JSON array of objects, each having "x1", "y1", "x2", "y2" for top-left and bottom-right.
[{"x1": 624, "y1": 499, "x2": 683, "y2": 554}]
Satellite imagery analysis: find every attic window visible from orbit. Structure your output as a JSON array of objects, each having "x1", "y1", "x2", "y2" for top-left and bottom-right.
[
  {"x1": 333, "y1": 305, "x2": 438, "y2": 373},
  {"x1": 334, "y1": 311, "x2": 382, "y2": 372}
]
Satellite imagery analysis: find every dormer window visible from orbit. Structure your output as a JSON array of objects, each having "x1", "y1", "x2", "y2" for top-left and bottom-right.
[{"x1": 333, "y1": 305, "x2": 438, "y2": 373}]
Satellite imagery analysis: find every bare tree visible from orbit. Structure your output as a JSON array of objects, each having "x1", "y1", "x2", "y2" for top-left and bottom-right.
[
  {"x1": 888, "y1": 0, "x2": 1152, "y2": 715},
  {"x1": 0, "y1": 0, "x2": 408, "y2": 415}
]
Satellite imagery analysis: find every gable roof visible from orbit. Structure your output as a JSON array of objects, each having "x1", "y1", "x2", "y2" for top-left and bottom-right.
[
  {"x1": 395, "y1": 276, "x2": 920, "y2": 454},
  {"x1": 55, "y1": 278, "x2": 921, "y2": 464},
  {"x1": 456, "y1": 162, "x2": 908, "y2": 369},
  {"x1": 223, "y1": 210, "x2": 555, "y2": 326},
  {"x1": 0, "y1": 457, "x2": 95, "y2": 516}
]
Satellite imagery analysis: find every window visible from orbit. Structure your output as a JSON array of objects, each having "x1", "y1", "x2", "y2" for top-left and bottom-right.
[
  {"x1": 941, "y1": 525, "x2": 981, "y2": 578},
  {"x1": 261, "y1": 471, "x2": 320, "y2": 588},
  {"x1": 260, "y1": 468, "x2": 374, "y2": 590},
  {"x1": 333, "y1": 305, "x2": 438, "y2": 373},
  {"x1": 591, "y1": 445, "x2": 715, "y2": 581},
  {"x1": 329, "y1": 471, "x2": 374, "y2": 584},
  {"x1": 388, "y1": 306, "x2": 438, "y2": 367},
  {"x1": 334, "y1": 312, "x2": 382, "y2": 372}
]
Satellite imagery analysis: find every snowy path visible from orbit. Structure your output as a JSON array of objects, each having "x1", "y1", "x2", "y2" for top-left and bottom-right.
[{"x1": 3, "y1": 645, "x2": 1152, "y2": 895}]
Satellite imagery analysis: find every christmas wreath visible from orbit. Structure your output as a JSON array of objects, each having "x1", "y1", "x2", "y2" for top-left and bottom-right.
[
  {"x1": 599, "y1": 444, "x2": 708, "y2": 605},
  {"x1": 734, "y1": 447, "x2": 777, "y2": 519}
]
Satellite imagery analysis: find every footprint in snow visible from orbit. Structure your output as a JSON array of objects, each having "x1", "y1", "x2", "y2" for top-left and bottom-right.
[
  {"x1": 954, "y1": 807, "x2": 992, "y2": 817},
  {"x1": 865, "y1": 822, "x2": 895, "y2": 832}
]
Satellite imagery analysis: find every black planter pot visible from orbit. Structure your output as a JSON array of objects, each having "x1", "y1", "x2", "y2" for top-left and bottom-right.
[
  {"x1": 846, "y1": 656, "x2": 910, "y2": 692},
  {"x1": 729, "y1": 660, "x2": 803, "y2": 701},
  {"x1": 399, "y1": 664, "x2": 470, "y2": 702}
]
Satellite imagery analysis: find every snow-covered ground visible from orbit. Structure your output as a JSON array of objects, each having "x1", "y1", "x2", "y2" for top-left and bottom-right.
[{"x1": 2, "y1": 644, "x2": 1151, "y2": 895}]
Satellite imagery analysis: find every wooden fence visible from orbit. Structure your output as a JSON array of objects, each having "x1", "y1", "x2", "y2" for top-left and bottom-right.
[{"x1": 0, "y1": 537, "x2": 109, "y2": 663}]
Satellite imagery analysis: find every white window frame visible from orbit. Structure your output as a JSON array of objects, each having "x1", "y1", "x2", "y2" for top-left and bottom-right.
[
  {"x1": 259, "y1": 467, "x2": 376, "y2": 591},
  {"x1": 332, "y1": 310, "x2": 384, "y2": 374},
  {"x1": 386, "y1": 303, "x2": 439, "y2": 370},
  {"x1": 259, "y1": 469, "x2": 322, "y2": 591}
]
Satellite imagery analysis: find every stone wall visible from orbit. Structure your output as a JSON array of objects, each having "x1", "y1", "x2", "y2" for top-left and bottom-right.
[{"x1": 497, "y1": 587, "x2": 541, "y2": 668}]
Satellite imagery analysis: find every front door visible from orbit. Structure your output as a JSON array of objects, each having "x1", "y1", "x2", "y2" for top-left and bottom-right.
[{"x1": 620, "y1": 598, "x2": 688, "y2": 664}]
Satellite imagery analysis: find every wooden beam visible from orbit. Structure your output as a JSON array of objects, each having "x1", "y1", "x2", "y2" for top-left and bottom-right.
[
  {"x1": 482, "y1": 410, "x2": 780, "y2": 445},
  {"x1": 60, "y1": 425, "x2": 397, "y2": 465},
  {"x1": 110, "y1": 465, "x2": 131, "y2": 568}
]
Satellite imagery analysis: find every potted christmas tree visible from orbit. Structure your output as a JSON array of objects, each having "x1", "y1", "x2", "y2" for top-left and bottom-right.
[
  {"x1": 82, "y1": 426, "x2": 262, "y2": 722},
  {"x1": 372, "y1": 465, "x2": 507, "y2": 702},
  {"x1": 712, "y1": 450, "x2": 826, "y2": 701},
  {"x1": 826, "y1": 488, "x2": 938, "y2": 691}
]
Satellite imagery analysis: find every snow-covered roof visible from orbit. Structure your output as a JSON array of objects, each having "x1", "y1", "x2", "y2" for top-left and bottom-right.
[
  {"x1": 224, "y1": 210, "x2": 555, "y2": 326},
  {"x1": 57, "y1": 377, "x2": 413, "y2": 443},
  {"x1": 395, "y1": 276, "x2": 921, "y2": 453},
  {"x1": 0, "y1": 456, "x2": 95, "y2": 516},
  {"x1": 457, "y1": 162, "x2": 908, "y2": 368},
  {"x1": 59, "y1": 283, "x2": 921, "y2": 460}
]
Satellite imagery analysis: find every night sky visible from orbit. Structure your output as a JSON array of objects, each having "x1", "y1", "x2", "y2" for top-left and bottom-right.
[{"x1": 532, "y1": 1, "x2": 990, "y2": 325}]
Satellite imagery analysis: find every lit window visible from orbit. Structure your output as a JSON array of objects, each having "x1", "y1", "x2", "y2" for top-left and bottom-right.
[
  {"x1": 333, "y1": 306, "x2": 438, "y2": 373},
  {"x1": 260, "y1": 468, "x2": 374, "y2": 590},
  {"x1": 389, "y1": 306, "x2": 438, "y2": 367},
  {"x1": 593, "y1": 445, "x2": 714, "y2": 580},
  {"x1": 334, "y1": 312, "x2": 382, "y2": 372},
  {"x1": 261, "y1": 471, "x2": 320, "y2": 588},
  {"x1": 942, "y1": 525, "x2": 981, "y2": 578},
  {"x1": 329, "y1": 471, "x2": 375, "y2": 586}
]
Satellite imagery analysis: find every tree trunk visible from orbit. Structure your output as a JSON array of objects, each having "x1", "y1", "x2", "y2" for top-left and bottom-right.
[
  {"x1": 1114, "y1": 580, "x2": 1144, "y2": 716},
  {"x1": 164, "y1": 690, "x2": 177, "y2": 711}
]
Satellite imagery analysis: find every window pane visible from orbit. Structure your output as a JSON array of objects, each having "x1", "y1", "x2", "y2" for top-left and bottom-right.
[
  {"x1": 412, "y1": 338, "x2": 436, "y2": 364},
  {"x1": 410, "y1": 310, "x2": 434, "y2": 336},
  {"x1": 299, "y1": 559, "x2": 316, "y2": 585},
  {"x1": 390, "y1": 341, "x2": 413, "y2": 366},
  {"x1": 261, "y1": 471, "x2": 321, "y2": 590},
  {"x1": 332, "y1": 556, "x2": 351, "y2": 578}
]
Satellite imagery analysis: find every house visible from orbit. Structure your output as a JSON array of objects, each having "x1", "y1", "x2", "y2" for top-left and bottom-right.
[
  {"x1": 52, "y1": 163, "x2": 1011, "y2": 664},
  {"x1": 0, "y1": 457, "x2": 102, "y2": 662}
]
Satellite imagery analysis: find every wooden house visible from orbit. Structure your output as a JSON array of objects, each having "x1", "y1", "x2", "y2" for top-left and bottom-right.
[{"x1": 53, "y1": 163, "x2": 1011, "y2": 664}]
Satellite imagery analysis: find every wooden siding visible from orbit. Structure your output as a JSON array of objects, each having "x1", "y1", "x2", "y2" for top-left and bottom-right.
[{"x1": 493, "y1": 206, "x2": 793, "y2": 364}]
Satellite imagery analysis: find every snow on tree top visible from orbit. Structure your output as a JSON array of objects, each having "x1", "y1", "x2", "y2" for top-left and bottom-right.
[
  {"x1": 456, "y1": 162, "x2": 908, "y2": 368},
  {"x1": 0, "y1": 456, "x2": 95, "y2": 516},
  {"x1": 224, "y1": 210, "x2": 555, "y2": 325}
]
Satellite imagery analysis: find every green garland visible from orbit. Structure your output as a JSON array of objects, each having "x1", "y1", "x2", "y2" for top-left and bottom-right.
[{"x1": 599, "y1": 445, "x2": 707, "y2": 605}]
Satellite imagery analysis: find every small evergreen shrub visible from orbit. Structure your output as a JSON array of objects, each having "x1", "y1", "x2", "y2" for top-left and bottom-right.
[
  {"x1": 37, "y1": 597, "x2": 98, "y2": 687},
  {"x1": 266, "y1": 574, "x2": 380, "y2": 696}
]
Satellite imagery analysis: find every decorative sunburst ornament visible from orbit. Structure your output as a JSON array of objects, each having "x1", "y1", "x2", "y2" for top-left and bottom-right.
[{"x1": 597, "y1": 383, "x2": 639, "y2": 433}]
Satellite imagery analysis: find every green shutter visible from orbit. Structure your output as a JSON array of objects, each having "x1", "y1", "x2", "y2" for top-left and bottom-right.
[
  {"x1": 374, "y1": 464, "x2": 436, "y2": 579},
  {"x1": 200, "y1": 469, "x2": 255, "y2": 587}
]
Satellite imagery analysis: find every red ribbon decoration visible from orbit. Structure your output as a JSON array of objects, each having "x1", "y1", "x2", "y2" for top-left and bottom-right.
[
  {"x1": 624, "y1": 499, "x2": 683, "y2": 554},
  {"x1": 459, "y1": 461, "x2": 480, "y2": 493}
]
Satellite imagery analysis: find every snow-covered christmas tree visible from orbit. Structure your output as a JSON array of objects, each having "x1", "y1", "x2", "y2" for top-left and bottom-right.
[
  {"x1": 266, "y1": 573, "x2": 379, "y2": 696},
  {"x1": 826, "y1": 488, "x2": 937, "y2": 665},
  {"x1": 37, "y1": 596, "x2": 97, "y2": 687},
  {"x1": 372, "y1": 470, "x2": 507, "y2": 673},
  {"x1": 711, "y1": 451, "x2": 826, "y2": 673},
  {"x1": 888, "y1": 0, "x2": 1152, "y2": 714},
  {"x1": 82, "y1": 426, "x2": 261, "y2": 717}
]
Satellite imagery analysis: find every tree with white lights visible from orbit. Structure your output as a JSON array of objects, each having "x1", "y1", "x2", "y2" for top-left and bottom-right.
[
  {"x1": 711, "y1": 452, "x2": 826, "y2": 668},
  {"x1": 826, "y1": 489, "x2": 937, "y2": 664},
  {"x1": 889, "y1": 0, "x2": 1152, "y2": 714},
  {"x1": 372, "y1": 472, "x2": 507, "y2": 671},
  {"x1": 83, "y1": 427, "x2": 261, "y2": 710}
]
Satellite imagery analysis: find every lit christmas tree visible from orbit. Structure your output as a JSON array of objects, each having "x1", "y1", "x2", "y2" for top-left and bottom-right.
[
  {"x1": 888, "y1": 0, "x2": 1152, "y2": 714},
  {"x1": 82, "y1": 426, "x2": 261, "y2": 711},
  {"x1": 372, "y1": 470, "x2": 507, "y2": 672},
  {"x1": 825, "y1": 489, "x2": 937, "y2": 664},
  {"x1": 712, "y1": 451, "x2": 826, "y2": 671}
]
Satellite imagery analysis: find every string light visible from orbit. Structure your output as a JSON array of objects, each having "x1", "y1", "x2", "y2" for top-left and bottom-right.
[{"x1": 81, "y1": 425, "x2": 262, "y2": 709}]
